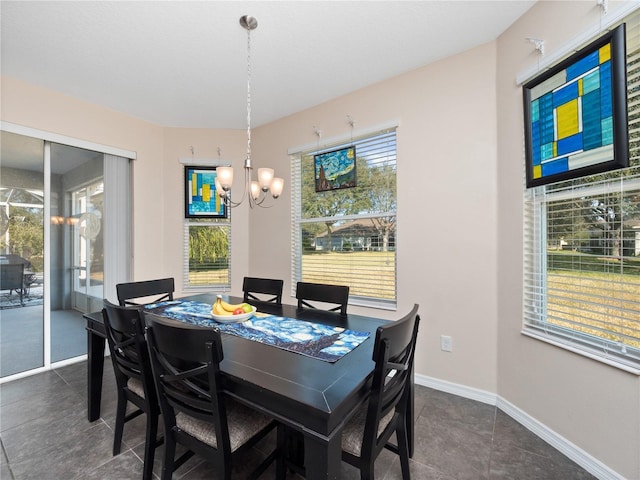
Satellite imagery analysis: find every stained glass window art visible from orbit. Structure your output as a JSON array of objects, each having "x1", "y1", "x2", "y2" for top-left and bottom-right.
[
  {"x1": 523, "y1": 24, "x2": 628, "y2": 188},
  {"x1": 184, "y1": 166, "x2": 226, "y2": 218}
]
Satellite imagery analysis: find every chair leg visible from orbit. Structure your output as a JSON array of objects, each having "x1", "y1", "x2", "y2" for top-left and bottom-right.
[
  {"x1": 142, "y1": 412, "x2": 159, "y2": 480},
  {"x1": 397, "y1": 424, "x2": 411, "y2": 480},
  {"x1": 360, "y1": 462, "x2": 375, "y2": 480},
  {"x1": 161, "y1": 434, "x2": 177, "y2": 480},
  {"x1": 113, "y1": 394, "x2": 127, "y2": 455}
]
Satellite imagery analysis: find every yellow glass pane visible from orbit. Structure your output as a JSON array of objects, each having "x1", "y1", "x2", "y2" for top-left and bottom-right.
[{"x1": 556, "y1": 99, "x2": 579, "y2": 139}]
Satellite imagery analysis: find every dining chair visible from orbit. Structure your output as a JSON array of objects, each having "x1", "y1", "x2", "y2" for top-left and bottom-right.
[
  {"x1": 242, "y1": 276, "x2": 284, "y2": 306},
  {"x1": 296, "y1": 281, "x2": 350, "y2": 315},
  {"x1": 341, "y1": 304, "x2": 420, "y2": 480},
  {"x1": 102, "y1": 299, "x2": 162, "y2": 480},
  {"x1": 290, "y1": 281, "x2": 350, "y2": 469},
  {"x1": 116, "y1": 277, "x2": 175, "y2": 306},
  {"x1": 144, "y1": 312, "x2": 286, "y2": 480}
]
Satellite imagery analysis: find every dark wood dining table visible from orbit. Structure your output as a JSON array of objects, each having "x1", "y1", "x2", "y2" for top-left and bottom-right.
[{"x1": 85, "y1": 293, "x2": 414, "y2": 479}]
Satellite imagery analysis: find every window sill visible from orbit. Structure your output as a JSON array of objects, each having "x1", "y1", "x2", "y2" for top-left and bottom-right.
[
  {"x1": 350, "y1": 296, "x2": 397, "y2": 311},
  {"x1": 521, "y1": 328, "x2": 640, "y2": 375}
]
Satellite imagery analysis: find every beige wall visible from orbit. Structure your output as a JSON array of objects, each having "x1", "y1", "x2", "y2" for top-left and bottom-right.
[
  {"x1": 1, "y1": 76, "x2": 166, "y2": 292},
  {"x1": 1, "y1": 44, "x2": 501, "y2": 395},
  {"x1": 160, "y1": 127, "x2": 250, "y2": 293},
  {"x1": 497, "y1": 2, "x2": 640, "y2": 478},
  {"x1": 2, "y1": 1, "x2": 639, "y2": 476},
  {"x1": 0, "y1": 77, "x2": 252, "y2": 297},
  {"x1": 249, "y1": 42, "x2": 500, "y2": 392}
]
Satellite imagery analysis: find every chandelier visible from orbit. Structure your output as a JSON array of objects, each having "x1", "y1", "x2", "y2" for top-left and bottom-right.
[{"x1": 215, "y1": 15, "x2": 284, "y2": 209}]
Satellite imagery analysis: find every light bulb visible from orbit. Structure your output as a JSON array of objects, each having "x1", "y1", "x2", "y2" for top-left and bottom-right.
[
  {"x1": 215, "y1": 177, "x2": 227, "y2": 198},
  {"x1": 250, "y1": 181, "x2": 261, "y2": 200},
  {"x1": 216, "y1": 167, "x2": 233, "y2": 190},
  {"x1": 270, "y1": 177, "x2": 284, "y2": 198},
  {"x1": 257, "y1": 168, "x2": 274, "y2": 191}
]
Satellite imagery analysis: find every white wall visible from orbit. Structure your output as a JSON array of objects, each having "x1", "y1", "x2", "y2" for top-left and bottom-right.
[{"x1": 496, "y1": 2, "x2": 640, "y2": 478}]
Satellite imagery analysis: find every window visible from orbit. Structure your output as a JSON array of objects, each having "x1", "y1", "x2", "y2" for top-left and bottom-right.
[
  {"x1": 523, "y1": 12, "x2": 640, "y2": 371},
  {"x1": 292, "y1": 128, "x2": 397, "y2": 309},
  {"x1": 183, "y1": 218, "x2": 231, "y2": 290}
]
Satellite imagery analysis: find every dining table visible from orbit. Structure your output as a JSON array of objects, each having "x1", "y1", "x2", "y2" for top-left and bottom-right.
[{"x1": 84, "y1": 293, "x2": 414, "y2": 480}]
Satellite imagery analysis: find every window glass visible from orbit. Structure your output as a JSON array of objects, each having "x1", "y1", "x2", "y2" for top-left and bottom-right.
[
  {"x1": 184, "y1": 220, "x2": 230, "y2": 289},
  {"x1": 293, "y1": 129, "x2": 397, "y2": 308}
]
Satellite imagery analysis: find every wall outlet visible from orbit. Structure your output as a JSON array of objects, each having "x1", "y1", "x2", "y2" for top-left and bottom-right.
[{"x1": 440, "y1": 335, "x2": 453, "y2": 352}]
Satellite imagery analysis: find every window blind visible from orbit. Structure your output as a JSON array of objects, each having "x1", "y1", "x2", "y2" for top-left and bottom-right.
[
  {"x1": 292, "y1": 129, "x2": 397, "y2": 309},
  {"x1": 103, "y1": 154, "x2": 131, "y2": 302},
  {"x1": 523, "y1": 10, "x2": 640, "y2": 371}
]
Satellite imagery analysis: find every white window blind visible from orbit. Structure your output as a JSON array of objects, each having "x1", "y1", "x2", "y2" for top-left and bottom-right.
[
  {"x1": 291, "y1": 129, "x2": 397, "y2": 309},
  {"x1": 523, "y1": 10, "x2": 640, "y2": 371},
  {"x1": 103, "y1": 154, "x2": 131, "y2": 302}
]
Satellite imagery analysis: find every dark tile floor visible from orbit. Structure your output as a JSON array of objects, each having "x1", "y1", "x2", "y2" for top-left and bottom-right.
[{"x1": 0, "y1": 361, "x2": 596, "y2": 479}]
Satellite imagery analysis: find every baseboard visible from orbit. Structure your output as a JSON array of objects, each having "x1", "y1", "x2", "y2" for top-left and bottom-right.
[
  {"x1": 414, "y1": 374, "x2": 625, "y2": 480},
  {"x1": 415, "y1": 373, "x2": 498, "y2": 405},
  {"x1": 496, "y1": 397, "x2": 626, "y2": 480}
]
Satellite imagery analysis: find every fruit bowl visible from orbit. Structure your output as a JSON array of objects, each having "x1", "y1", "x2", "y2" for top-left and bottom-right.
[{"x1": 210, "y1": 305, "x2": 257, "y2": 323}]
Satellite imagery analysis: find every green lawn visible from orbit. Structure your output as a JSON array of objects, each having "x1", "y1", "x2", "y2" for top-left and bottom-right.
[{"x1": 548, "y1": 251, "x2": 640, "y2": 276}]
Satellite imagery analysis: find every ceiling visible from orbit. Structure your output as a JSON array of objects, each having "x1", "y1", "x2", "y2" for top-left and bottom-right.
[{"x1": 1, "y1": 1, "x2": 536, "y2": 130}]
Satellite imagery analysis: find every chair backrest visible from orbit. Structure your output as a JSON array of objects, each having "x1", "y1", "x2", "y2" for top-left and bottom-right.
[
  {"x1": 0, "y1": 263, "x2": 24, "y2": 291},
  {"x1": 116, "y1": 277, "x2": 175, "y2": 306},
  {"x1": 296, "y1": 281, "x2": 349, "y2": 315},
  {"x1": 144, "y1": 313, "x2": 232, "y2": 452},
  {"x1": 242, "y1": 277, "x2": 284, "y2": 305},
  {"x1": 362, "y1": 304, "x2": 420, "y2": 459},
  {"x1": 102, "y1": 299, "x2": 158, "y2": 405}
]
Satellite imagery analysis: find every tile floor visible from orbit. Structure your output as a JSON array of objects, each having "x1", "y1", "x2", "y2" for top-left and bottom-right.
[
  {"x1": 0, "y1": 305, "x2": 87, "y2": 377},
  {"x1": 0, "y1": 360, "x2": 597, "y2": 479}
]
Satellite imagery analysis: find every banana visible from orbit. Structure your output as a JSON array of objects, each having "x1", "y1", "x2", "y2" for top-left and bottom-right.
[
  {"x1": 217, "y1": 296, "x2": 246, "y2": 313},
  {"x1": 212, "y1": 298, "x2": 232, "y2": 316}
]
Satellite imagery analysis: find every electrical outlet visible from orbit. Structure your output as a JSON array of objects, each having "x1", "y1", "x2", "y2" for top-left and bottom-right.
[{"x1": 440, "y1": 335, "x2": 453, "y2": 352}]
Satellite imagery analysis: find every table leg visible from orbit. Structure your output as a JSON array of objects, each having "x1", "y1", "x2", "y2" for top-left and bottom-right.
[
  {"x1": 87, "y1": 329, "x2": 105, "y2": 422},
  {"x1": 303, "y1": 430, "x2": 342, "y2": 480}
]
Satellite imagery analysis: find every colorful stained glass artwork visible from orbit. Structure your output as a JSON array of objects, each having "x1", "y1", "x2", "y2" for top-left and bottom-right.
[
  {"x1": 184, "y1": 166, "x2": 226, "y2": 218},
  {"x1": 523, "y1": 24, "x2": 627, "y2": 188},
  {"x1": 314, "y1": 145, "x2": 357, "y2": 192}
]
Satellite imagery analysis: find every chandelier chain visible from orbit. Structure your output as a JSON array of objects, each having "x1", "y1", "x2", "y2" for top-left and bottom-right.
[
  {"x1": 246, "y1": 23, "x2": 252, "y2": 166},
  {"x1": 215, "y1": 15, "x2": 282, "y2": 209}
]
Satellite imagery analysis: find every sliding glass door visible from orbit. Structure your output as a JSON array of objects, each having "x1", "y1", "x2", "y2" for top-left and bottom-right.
[
  {"x1": 1, "y1": 130, "x2": 129, "y2": 379},
  {"x1": 50, "y1": 143, "x2": 104, "y2": 363},
  {"x1": 0, "y1": 132, "x2": 45, "y2": 376}
]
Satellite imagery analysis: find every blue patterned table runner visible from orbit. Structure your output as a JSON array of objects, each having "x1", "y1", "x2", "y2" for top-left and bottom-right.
[{"x1": 144, "y1": 300, "x2": 370, "y2": 363}]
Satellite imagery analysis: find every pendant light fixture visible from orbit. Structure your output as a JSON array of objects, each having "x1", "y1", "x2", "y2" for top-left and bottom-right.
[{"x1": 215, "y1": 15, "x2": 284, "y2": 208}]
